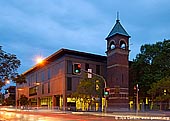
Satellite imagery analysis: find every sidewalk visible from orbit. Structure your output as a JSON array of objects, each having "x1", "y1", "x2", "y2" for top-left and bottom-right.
[{"x1": 71, "y1": 111, "x2": 170, "y2": 120}]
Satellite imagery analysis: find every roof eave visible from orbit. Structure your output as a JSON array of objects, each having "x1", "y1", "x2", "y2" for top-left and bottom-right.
[{"x1": 105, "y1": 33, "x2": 131, "y2": 40}]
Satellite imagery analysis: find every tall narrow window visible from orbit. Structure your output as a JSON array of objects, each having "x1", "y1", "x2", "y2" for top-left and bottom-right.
[
  {"x1": 110, "y1": 41, "x2": 115, "y2": 50},
  {"x1": 36, "y1": 73, "x2": 38, "y2": 82},
  {"x1": 48, "y1": 82, "x2": 50, "y2": 93},
  {"x1": 48, "y1": 68, "x2": 51, "y2": 80},
  {"x1": 28, "y1": 77, "x2": 31, "y2": 86},
  {"x1": 42, "y1": 71, "x2": 45, "y2": 82},
  {"x1": 85, "y1": 63, "x2": 89, "y2": 71},
  {"x1": 122, "y1": 74, "x2": 124, "y2": 84},
  {"x1": 96, "y1": 65, "x2": 100, "y2": 75},
  {"x1": 42, "y1": 84, "x2": 44, "y2": 94},
  {"x1": 67, "y1": 60, "x2": 72, "y2": 74},
  {"x1": 120, "y1": 41, "x2": 126, "y2": 49},
  {"x1": 67, "y1": 77, "x2": 72, "y2": 91}
]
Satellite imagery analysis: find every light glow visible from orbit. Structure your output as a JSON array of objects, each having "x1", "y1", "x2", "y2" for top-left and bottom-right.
[
  {"x1": 36, "y1": 56, "x2": 44, "y2": 64},
  {"x1": 5, "y1": 79, "x2": 10, "y2": 84}
]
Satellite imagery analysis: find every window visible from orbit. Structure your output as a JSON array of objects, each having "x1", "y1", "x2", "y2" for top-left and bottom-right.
[
  {"x1": 85, "y1": 63, "x2": 89, "y2": 71},
  {"x1": 122, "y1": 74, "x2": 124, "y2": 84},
  {"x1": 29, "y1": 86, "x2": 37, "y2": 96},
  {"x1": 120, "y1": 40, "x2": 126, "y2": 49},
  {"x1": 67, "y1": 60, "x2": 73, "y2": 74},
  {"x1": 41, "y1": 71, "x2": 45, "y2": 82},
  {"x1": 36, "y1": 73, "x2": 38, "y2": 82},
  {"x1": 48, "y1": 68, "x2": 51, "y2": 80},
  {"x1": 110, "y1": 41, "x2": 116, "y2": 50},
  {"x1": 42, "y1": 84, "x2": 44, "y2": 94},
  {"x1": 96, "y1": 65, "x2": 100, "y2": 75},
  {"x1": 31, "y1": 74, "x2": 34, "y2": 86},
  {"x1": 48, "y1": 82, "x2": 50, "y2": 93},
  {"x1": 111, "y1": 44, "x2": 115, "y2": 49},
  {"x1": 28, "y1": 77, "x2": 31, "y2": 86},
  {"x1": 67, "y1": 77, "x2": 72, "y2": 91}
]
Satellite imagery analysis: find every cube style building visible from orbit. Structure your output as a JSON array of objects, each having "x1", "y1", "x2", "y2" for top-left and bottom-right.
[{"x1": 16, "y1": 18, "x2": 130, "y2": 111}]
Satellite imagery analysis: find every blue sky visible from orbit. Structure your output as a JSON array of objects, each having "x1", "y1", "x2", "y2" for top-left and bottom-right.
[{"x1": 1, "y1": 0, "x2": 170, "y2": 74}]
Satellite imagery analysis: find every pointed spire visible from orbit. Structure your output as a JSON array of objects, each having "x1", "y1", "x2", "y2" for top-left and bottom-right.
[
  {"x1": 116, "y1": 11, "x2": 120, "y2": 22},
  {"x1": 106, "y1": 13, "x2": 130, "y2": 39}
]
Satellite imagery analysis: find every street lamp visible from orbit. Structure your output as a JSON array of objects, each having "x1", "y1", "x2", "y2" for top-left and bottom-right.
[
  {"x1": 5, "y1": 79, "x2": 10, "y2": 84},
  {"x1": 35, "y1": 56, "x2": 44, "y2": 64}
]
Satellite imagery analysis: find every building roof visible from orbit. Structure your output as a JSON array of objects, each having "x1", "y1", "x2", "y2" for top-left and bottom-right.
[
  {"x1": 106, "y1": 19, "x2": 130, "y2": 39},
  {"x1": 23, "y1": 48, "x2": 106, "y2": 75}
]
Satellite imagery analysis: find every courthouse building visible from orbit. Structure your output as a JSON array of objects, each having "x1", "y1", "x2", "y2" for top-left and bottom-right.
[{"x1": 16, "y1": 17, "x2": 130, "y2": 111}]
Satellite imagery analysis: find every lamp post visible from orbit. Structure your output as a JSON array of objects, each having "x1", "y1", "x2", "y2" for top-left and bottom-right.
[{"x1": 136, "y1": 84, "x2": 139, "y2": 115}]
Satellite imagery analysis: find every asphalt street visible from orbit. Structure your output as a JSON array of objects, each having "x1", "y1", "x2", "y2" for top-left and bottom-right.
[{"x1": 0, "y1": 109, "x2": 169, "y2": 121}]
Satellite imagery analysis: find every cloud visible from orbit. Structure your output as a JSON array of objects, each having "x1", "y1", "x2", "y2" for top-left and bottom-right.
[{"x1": 1, "y1": 0, "x2": 170, "y2": 73}]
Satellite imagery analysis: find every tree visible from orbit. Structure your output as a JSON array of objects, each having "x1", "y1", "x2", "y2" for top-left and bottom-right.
[
  {"x1": 19, "y1": 94, "x2": 29, "y2": 106},
  {"x1": 148, "y1": 77, "x2": 170, "y2": 110},
  {"x1": 130, "y1": 39, "x2": 170, "y2": 99},
  {"x1": 72, "y1": 74, "x2": 104, "y2": 111},
  {"x1": 0, "y1": 46, "x2": 23, "y2": 88},
  {"x1": 13, "y1": 74, "x2": 26, "y2": 84}
]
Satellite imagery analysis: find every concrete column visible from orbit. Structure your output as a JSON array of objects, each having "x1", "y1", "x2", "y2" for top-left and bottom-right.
[
  {"x1": 52, "y1": 95, "x2": 56, "y2": 109},
  {"x1": 37, "y1": 97, "x2": 40, "y2": 107},
  {"x1": 63, "y1": 94, "x2": 67, "y2": 111}
]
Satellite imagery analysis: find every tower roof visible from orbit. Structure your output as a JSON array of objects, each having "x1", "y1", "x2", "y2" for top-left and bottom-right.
[{"x1": 106, "y1": 19, "x2": 130, "y2": 39}]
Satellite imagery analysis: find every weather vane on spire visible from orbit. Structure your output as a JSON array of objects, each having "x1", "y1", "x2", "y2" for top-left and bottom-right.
[{"x1": 116, "y1": 11, "x2": 120, "y2": 22}]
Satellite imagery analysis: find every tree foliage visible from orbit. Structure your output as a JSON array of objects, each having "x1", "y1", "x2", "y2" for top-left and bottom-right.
[
  {"x1": 13, "y1": 74, "x2": 26, "y2": 84},
  {"x1": 19, "y1": 94, "x2": 29, "y2": 106},
  {"x1": 148, "y1": 77, "x2": 170, "y2": 100},
  {"x1": 0, "y1": 47, "x2": 22, "y2": 88},
  {"x1": 72, "y1": 74, "x2": 104, "y2": 105},
  {"x1": 147, "y1": 77, "x2": 170, "y2": 110},
  {"x1": 131, "y1": 39, "x2": 170, "y2": 97}
]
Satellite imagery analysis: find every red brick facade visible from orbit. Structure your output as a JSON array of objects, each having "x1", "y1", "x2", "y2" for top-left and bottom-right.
[{"x1": 106, "y1": 22, "x2": 130, "y2": 111}]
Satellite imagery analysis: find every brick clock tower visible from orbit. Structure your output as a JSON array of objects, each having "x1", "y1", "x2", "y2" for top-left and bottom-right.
[{"x1": 105, "y1": 17, "x2": 130, "y2": 111}]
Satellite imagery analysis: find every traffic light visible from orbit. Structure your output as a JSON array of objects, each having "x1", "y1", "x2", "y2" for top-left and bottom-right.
[
  {"x1": 104, "y1": 87, "x2": 110, "y2": 96},
  {"x1": 73, "y1": 63, "x2": 81, "y2": 74},
  {"x1": 134, "y1": 85, "x2": 137, "y2": 95}
]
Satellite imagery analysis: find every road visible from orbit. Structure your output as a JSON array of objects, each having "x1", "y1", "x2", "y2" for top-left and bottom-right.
[
  {"x1": 0, "y1": 110, "x2": 117, "y2": 121},
  {"x1": 0, "y1": 108, "x2": 169, "y2": 121}
]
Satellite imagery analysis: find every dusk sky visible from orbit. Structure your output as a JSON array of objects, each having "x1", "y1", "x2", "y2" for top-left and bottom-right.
[{"x1": 1, "y1": 0, "x2": 170, "y2": 74}]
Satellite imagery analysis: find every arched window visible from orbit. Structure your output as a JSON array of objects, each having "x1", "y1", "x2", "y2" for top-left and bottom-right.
[
  {"x1": 110, "y1": 41, "x2": 116, "y2": 50},
  {"x1": 120, "y1": 41, "x2": 126, "y2": 49}
]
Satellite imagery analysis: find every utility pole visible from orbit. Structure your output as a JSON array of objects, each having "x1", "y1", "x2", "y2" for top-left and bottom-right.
[{"x1": 136, "y1": 84, "x2": 139, "y2": 115}]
